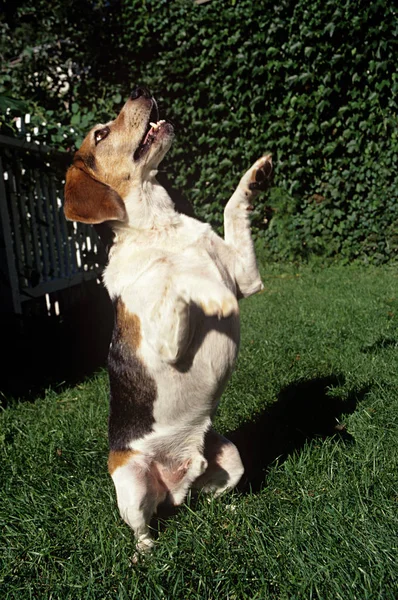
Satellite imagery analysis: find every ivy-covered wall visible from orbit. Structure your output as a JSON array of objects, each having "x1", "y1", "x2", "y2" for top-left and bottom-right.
[{"x1": 1, "y1": 0, "x2": 397, "y2": 263}]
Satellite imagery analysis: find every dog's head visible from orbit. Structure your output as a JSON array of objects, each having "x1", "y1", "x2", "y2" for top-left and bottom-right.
[{"x1": 64, "y1": 87, "x2": 174, "y2": 224}]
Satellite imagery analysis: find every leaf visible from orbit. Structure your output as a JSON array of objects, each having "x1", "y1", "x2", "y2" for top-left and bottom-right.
[
  {"x1": 324, "y1": 22, "x2": 336, "y2": 37},
  {"x1": 0, "y1": 95, "x2": 28, "y2": 113}
]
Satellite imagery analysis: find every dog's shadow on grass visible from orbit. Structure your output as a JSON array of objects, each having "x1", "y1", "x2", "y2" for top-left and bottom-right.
[
  {"x1": 361, "y1": 337, "x2": 398, "y2": 353},
  {"x1": 155, "y1": 374, "x2": 370, "y2": 532},
  {"x1": 227, "y1": 374, "x2": 370, "y2": 494}
]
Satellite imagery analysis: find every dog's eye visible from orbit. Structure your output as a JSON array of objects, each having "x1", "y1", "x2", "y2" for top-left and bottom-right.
[{"x1": 94, "y1": 127, "x2": 110, "y2": 145}]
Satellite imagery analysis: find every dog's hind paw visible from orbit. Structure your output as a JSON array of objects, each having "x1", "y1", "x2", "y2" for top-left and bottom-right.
[{"x1": 131, "y1": 534, "x2": 155, "y2": 563}]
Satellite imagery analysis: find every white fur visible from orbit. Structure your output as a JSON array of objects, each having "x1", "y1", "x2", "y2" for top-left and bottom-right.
[
  {"x1": 65, "y1": 92, "x2": 271, "y2": 553},
  {"x1": 104, "y1": 158, "x2": 270, "y2": 551}
]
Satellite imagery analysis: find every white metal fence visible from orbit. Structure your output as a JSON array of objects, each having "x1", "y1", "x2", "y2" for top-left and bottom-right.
[{"x1": 0, "y1": 133, "x2": 103, "y2": 314}]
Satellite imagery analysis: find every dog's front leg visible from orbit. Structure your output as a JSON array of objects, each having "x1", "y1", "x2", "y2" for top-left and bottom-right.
[
  {"x1": 224, "y1": 154, "x2": 273, "y2": 298},
  {"x1": 148, "y1": 274, "x2": 239, "y2": 364},
  {"x1": 149, "y1": 293, "x2": 191, "y2": 364}
]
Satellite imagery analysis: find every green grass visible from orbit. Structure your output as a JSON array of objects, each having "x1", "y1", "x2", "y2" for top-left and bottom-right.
[{"x1": 1, "y1": 264, "x2": 398, "y2": 599}]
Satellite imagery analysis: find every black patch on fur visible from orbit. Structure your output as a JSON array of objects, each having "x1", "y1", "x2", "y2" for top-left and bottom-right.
[
  {"x1": 248, "y1": 159, "x2": 273, "y2": 191},
  {"x1": 94, "y1": 223, "x2": 115, "y2": 258},
  {"x1": 108, "y1": 298, "x2": 156, "y2": 450},
  {"x1": 85, "y1": 153, "x2": 96, "y2": 171}
]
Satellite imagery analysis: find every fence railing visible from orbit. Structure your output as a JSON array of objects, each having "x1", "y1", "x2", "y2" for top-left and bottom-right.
[{"x1": 0, "y1": 134, "x2": 103, "y2": 314}]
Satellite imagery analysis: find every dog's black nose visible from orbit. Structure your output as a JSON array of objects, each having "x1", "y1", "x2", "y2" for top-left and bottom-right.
[{"x1": 130, "y1": 86, "x2": 151, "y2": 100}]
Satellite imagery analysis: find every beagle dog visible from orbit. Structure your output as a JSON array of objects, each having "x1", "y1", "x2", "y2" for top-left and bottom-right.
[{"x1": 64, "y1": 87, "x2": 272, "y2": 553}]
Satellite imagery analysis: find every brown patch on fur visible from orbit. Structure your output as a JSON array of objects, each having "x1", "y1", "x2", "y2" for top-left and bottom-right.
[
  {"x1": 64, "y1": 163, "x2": 127, "y2": 224},
  {"x1": 108, "y1": 449, "x2": 140, "y2": 475},
  {"x1": 111, "y1": 110, "x2": 126, "y2": 130},
  {"x1": 84, "y1": 153, "x2": 96, "y2": 171},
  {"x1": 92, "y1": 110, "x2": 139, "y2": 198},
  {"x1": 116, "y1": 299, "x2": 142, "y2": 350},
  {"x1": 106, "y1": 172, "x2": 134, "y2": 199},
  {"x1": 64, "y1": 95, "x2": 156, "y2": 224}
]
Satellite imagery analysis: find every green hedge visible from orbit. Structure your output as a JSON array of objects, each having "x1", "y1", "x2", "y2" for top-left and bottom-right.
[{"x1": 1, "y1": 0, "x2": 397, "y2": 263}]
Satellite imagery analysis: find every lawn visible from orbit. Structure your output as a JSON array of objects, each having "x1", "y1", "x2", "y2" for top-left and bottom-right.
[{"x1": 1, "y1": 264, "x2": 397, "y2": 599}]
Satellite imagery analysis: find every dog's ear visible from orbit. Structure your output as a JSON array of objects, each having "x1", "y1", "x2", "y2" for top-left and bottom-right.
[{"x1": 64, "y1": 163, "x2": 127, "y2": 225}]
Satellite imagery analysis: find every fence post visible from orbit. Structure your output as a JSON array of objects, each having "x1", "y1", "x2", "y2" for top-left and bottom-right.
[{"x1": 0, "y1": 155, "x2": 22, "y2": 313}]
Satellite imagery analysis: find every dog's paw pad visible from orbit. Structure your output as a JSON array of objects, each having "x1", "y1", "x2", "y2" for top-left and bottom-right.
[{"x1": 247, "y1": 154, "x2": 273, "y2": 192}]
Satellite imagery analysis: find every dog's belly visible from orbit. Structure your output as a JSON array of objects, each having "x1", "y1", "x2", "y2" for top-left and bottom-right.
[
  {"x1": 159, "y1": 315, "x2": 239, "y2": 415},
  {"x1": 131, "y1": 313, "x2": 240, "y2": 456}
]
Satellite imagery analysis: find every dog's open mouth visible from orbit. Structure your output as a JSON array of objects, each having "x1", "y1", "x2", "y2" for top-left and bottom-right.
[
  {"x1": 133, "y1": 119, "x2": 167, "y2": 161},
  {"x1": 134, "y1": 102, "x2": 168, "y2": 161}
]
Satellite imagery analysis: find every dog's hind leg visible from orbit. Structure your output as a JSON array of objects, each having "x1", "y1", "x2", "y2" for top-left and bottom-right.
[
  {"x1": 108, "y1": 450, "x2": 167, "y2": 553},
  {"x1": 167, "y1": 453, "x2": 208, "y2": 506},
  {"x1": 193, "y1": 429, "x2": 244, "y2": 496},
  {"x1": 223, "y1": 154, "x2": 273, "y2": 298}
]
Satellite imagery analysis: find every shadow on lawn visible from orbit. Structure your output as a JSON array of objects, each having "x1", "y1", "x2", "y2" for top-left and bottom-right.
[
  {"x1": 228, "y1": 374, "x2": 370, "y2": 494},
  {"x1": 155, "y1": 375, "x2": 370, "y2": 530},
  {"x1": 361, "y1": 337, "x2": 398, "y2": 353},
  {"x1": 1, "y1": 281, "x2": 113, "y2": 406},
  {"x1": 1, "y1": 174, "x2": 193, "y2": 407}
]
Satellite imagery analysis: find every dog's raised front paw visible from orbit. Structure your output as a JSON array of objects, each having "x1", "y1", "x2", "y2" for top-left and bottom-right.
[
  {"x1": 244, "y1": 154, "x2": 273, "y2": 193},
  {"x1": 181, "y1": 279, "x2": 239, "y2": 320},
  {"x1": 199, "y1": 289, "x2": 238, "y2": 319}
]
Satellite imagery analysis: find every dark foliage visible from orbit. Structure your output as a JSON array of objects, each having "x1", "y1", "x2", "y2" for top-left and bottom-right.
[{"x1": 1, "y1": 0, "x2": 397, "y2": 263}]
